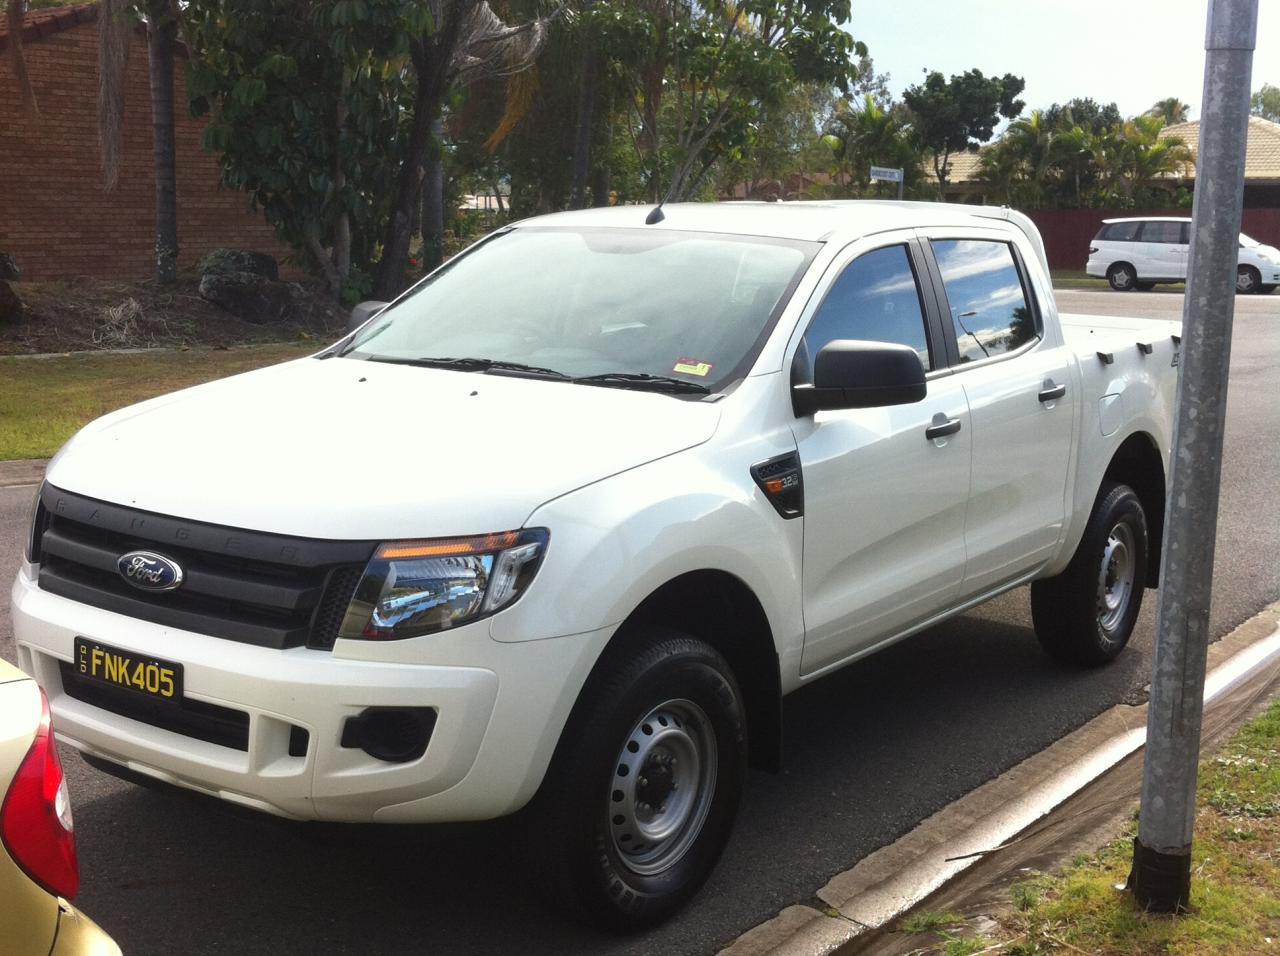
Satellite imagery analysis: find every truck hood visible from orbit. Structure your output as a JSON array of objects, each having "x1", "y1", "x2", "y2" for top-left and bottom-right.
[{"x1": 46, "y1": 356, "x2": 722, "y2": 540}]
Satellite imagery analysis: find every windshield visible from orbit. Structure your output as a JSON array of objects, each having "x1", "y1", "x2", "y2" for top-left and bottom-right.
[
  {"x1": 1239, "y1": 233, "x2": 1260, "y2": 248},
  {"x1": 344, "y1": 227, "x2": 817, "y2": 392}
]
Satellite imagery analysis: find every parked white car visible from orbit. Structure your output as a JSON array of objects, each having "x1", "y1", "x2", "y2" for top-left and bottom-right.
[
  {"x1": 14, "y1": 202, "x2": 1180, "y2": 929},
  {"x1": 1086, "y1": 215, "x2": 1280, "y2": 293}
]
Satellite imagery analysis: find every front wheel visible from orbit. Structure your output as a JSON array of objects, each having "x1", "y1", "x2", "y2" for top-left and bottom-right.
[
  {"x1": 1237, "y1": 265, "x2": 1261, "y2": 294},
  {"x1": 1031, "y1": 481, "x2": 1148, "y2": 666},
  {"x1": 527, "y1": 630, "x2": 747, "y2": 930}
]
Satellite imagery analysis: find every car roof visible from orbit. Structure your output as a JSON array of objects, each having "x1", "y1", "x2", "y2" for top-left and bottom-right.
[
  {"x1": 519, "y1": 200, "x2": 1029, "y2": 244},
  {"x1": 1101, "y1": 216, "x2": 1192, "y2": 224}
]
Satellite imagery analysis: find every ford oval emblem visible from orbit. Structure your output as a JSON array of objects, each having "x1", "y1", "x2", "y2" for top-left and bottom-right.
[{"x1": 117, "y1": 550, "x2": 184, "y2": 592}]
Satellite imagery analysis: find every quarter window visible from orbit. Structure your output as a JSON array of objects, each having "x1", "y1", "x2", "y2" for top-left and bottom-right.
[
  {"x1": 931, "y1": 239, "x2": 1037, "y2": 363},
  {"x1": 800, "y1": 244, "x2": 931, "y2": 376}
]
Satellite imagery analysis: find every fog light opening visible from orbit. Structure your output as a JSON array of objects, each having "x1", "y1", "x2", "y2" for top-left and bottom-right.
[{"x1": 340, "y1": 708, "x2": 436, "y2": 763}]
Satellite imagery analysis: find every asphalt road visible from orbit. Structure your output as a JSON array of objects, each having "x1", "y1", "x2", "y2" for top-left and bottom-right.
[{"x1": 1, "y1": 287, "x2": 1277, "y2": 955}]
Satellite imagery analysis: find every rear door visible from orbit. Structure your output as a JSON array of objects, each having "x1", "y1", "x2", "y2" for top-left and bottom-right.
[
  {"x1": 793, "y1": 233, "x2": 972, "y2": 675},
  {"x1": 920, "y1": 231, "x2": 1077, "y2": 596},
  {"x1": 1136, "y1": 220, "x2": 1186, "y2": 279}
]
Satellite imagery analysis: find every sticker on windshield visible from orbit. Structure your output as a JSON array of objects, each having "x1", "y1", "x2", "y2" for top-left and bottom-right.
[{"x1": 673, "y1": 359, "x2": 713, "y2": 377}]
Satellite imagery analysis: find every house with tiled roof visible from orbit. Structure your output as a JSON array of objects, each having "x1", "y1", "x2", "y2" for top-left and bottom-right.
[
  {"x1": 1160, "y1": 116, "x2": 1280, "y2": 207},
  {"x1": 0, "y1": 3, "x2": 290, "y2": 280}
]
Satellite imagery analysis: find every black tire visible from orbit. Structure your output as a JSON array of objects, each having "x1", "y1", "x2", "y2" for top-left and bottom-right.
[
  {"x1": 1107, "y1": 263, "x2": 1137, "y2": 291},
  {"x1": 1236, "y1": 265, "x2": 1261, "y2": 294},
  {"x1": 526, "y1": 629, "x2": 747, "y2": 931},
  {"x1": 1260, "y1": 284, "x2": 1276, "y2": 295},
  {"x1": 1031, "y1": 481, "x2": 1148, "y2": 666},
  {"x1": 1135, "y1": 281, "x2": 1155, "y2": 292}
]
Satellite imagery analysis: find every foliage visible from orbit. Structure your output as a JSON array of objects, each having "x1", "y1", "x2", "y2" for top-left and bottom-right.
[
  {"x1": 185, "y1": 0, "x2": 423, "y2": 296},
  {"x1": 1042, "y1": 97, "x2": 1121, "y2": 135},
  {"x1": 1146, "y1": 96, "x2": 1190, "y2": 125},
  {"x1": 823, "y1": 94, "x2": 925, "y2": 198},
  {"x1": 902, "y1": 68, "x2": 1025, "y2": 195},
  {"x1": 976, "y1": 111, "x2": 1194, "y2": 210},
  {"x1": 1252, "y1": 83, "x2": 1280, "y2": 123}
]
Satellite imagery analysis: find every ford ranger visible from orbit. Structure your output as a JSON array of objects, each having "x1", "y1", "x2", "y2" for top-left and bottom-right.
[{"x1": 12, "y1": 201, "x2": 1179, "y2": 928}]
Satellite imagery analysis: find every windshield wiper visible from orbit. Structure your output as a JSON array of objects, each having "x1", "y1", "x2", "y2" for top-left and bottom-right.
[
  {"x1": 365, "y1": 356, "x2": 570, "y2": 380},
  {"x1": 573, "y1": 372, "x2": 711, "y2": 395}
]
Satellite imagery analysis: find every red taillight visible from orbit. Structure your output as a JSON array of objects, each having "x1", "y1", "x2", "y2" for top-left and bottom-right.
[{"x1": 1, "y1": 690, "x2": 78, "y2": 899}]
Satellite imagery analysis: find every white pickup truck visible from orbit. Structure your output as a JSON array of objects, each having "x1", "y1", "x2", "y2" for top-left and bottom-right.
[{"x1": 13, "y1": 201, "x2": 1179, "y2": 928}]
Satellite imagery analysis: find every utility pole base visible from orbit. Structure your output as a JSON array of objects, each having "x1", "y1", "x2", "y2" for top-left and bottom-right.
[{"x1": 1128, "y1": 838, "x2": 1192, "y2": 913}]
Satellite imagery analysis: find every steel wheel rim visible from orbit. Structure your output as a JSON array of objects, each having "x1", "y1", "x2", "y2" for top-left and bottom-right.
[
  {"x1": 1113, "y1": 268, "x2": 1132, "y2": 289},
  {"x1": 1097, "y1": 521, "x2": 1136, "y2": 633},
  {"x1": 1237, "y1": 269, "x2": 1255, "y2": 293},
  {"x1": 608, "y1": 698, "x2": 717, "y2": 877}
]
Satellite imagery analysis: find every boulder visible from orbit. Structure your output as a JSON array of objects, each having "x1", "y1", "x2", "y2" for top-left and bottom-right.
[
  {"x1": 0, "y1": 279, "x2": 23, "y2": 325},
  {"x1": 0, "y1": 253, "x2": 19, "y2": 282},
  {"x1": 198, "y1": 271, "x2": 300, "y2": 324},
  {"x1": 195, "y1": 248, "x2": 279, "y2": 282}
]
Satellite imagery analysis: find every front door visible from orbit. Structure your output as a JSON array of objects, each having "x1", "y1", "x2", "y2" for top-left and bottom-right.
[{"x1": 794, "y1": 237, "x2": 973, "y2": 676}]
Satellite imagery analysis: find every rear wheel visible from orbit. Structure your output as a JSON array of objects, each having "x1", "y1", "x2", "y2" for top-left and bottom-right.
[
  {"x1": 1031, "y1": 481, "x2": 1148, "y2": 666},
  {"x1": 1237, "y1": 265, "x2": 1261, "y2": 294},
  {"x1": 1107, "y1": 263, "x2": 1137, "y2": 291},
  {"x1": 527, "y1": 630, "x2": 746, "y2": 931}
]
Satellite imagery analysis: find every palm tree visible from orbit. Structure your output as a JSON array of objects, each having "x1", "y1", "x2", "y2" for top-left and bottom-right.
[
  {"x1": 1146, "y1": 97, "x2": 1190, "y2": 125},
  {"x1": 825, "y1": 95, "x2": 918, "y2": 198},
  {"x1": 1110, "y1": 116, "x2": 1194, "y2": 202},
  {"x1": 97, "y1": 0, "x2": 179, "y2": 284}
]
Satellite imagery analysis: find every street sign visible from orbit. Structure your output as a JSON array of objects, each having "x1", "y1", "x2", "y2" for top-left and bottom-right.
[{"x1": 869, "y1": 166, "x2": 903, "y2": 183}]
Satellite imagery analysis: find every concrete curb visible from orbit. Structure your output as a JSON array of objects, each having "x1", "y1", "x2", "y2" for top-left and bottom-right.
[
  {"x1": 720, "y1": 601, "x2": 1280, "y2": 956},
  {"x1": 0, "y1": 458, "x2": 47, "y2": 488}
]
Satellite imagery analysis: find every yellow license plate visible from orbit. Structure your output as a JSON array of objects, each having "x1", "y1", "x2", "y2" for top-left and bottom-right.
[{"x1": 74, "y1": 638, "x2": 182, "y2": 702}]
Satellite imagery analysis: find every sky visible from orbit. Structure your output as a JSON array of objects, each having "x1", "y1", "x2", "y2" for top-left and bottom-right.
[{"x1": 847, "y1": 0, "x2": 1278, "y2": 122}]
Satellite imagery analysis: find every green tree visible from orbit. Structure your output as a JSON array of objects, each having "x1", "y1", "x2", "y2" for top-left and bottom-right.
[
  {"x1": 977, "y1": 109, "x2": 1057, "y2": 208},
  {"x1": 1042, "y1": 97, "x2": 1121, "y2": 135},
  {"x1": 185, "y1": 0, "x2": 419, "y2": 300},
  {"x1": 1145, "y1": 97, "x2": 1190, "y2": 125},
  {"x1": 823, "y1": 94, "x2": 922, "y2": 197},
  {"x1": 1251, "y1": 83, "x2": 1280, "y2": 122},
  {"x1": 902, "y1": 68, "x2": 1025, "y2": 198}
]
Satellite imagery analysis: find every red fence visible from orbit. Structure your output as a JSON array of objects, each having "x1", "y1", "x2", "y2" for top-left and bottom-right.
[{"x1": 1025, "y1": 208, "x2": 1280, "y2": 272}]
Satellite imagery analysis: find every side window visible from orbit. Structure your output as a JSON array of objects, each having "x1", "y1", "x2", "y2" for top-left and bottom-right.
[
  {"x1": 931, "y1": 239, "x2": 1037, "y2": 364},
  {"x1": 1139, "y1": 220, "x2": 1183, "y2": 244},
  {"x1": 1103, "y1": 222, "x2": 1141, "y2": 242},
  {"x1": 800, "y1": 244, "x2": 931, "y2": 377}
]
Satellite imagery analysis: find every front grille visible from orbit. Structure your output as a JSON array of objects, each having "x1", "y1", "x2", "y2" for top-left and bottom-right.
[
  {"x1": 60, "y1": 661, "x2": 250, "y2": 751},
  {"x1": 37, "y1": 485, "x2": 376, "y2": 649}
]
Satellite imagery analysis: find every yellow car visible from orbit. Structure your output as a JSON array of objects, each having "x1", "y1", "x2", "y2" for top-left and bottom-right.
[{"x1": 0, "y1": 659, "x2": 121, "y2": 955}]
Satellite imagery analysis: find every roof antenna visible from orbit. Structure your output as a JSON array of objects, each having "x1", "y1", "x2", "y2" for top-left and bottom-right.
[{"x1": 645, "y1": 176, "x2": 682, "y2": 225}]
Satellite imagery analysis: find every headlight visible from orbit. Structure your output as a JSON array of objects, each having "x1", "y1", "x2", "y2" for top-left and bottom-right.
[
  {"x1": 338, "y1": 529, "x2": 549, "y2": 640},
  {"x1": 24, "y1": 483, "x2": 47, "y2": 563}
]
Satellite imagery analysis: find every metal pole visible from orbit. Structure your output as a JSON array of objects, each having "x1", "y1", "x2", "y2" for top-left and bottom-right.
[
  {"x1": 1130, "y1": 0, "x2": 1256, "y2": 913},
  {"x1": 897, "y1": 178, "x2": 903, "y2": 201}
]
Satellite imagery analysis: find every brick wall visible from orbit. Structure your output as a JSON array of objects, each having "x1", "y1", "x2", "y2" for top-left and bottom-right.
[
  {"x1": 0, "y1": 16, "x2": 295, "y2": 280},
  {"x1": 1026, "y1": 207, "x2": 1280, "y2": 272}
]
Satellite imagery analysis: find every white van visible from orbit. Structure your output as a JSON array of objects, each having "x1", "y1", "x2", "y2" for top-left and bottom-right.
[{"x1": 1086, "y1": 216, "x2": 1279, "y2": 293}]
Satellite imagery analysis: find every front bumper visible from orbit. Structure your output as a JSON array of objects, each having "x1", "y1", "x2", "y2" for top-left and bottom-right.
[{"x1": 13, "y1": 564, "x2": 609, "y2": 823}]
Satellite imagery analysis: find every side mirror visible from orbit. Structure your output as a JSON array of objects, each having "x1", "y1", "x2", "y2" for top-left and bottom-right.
[
  {"x1": 347, "y1": 300, "x2": 389, "y2": 334},
  {"x1": 792, "y1": 340, "x2": 927, "y2": 416}
]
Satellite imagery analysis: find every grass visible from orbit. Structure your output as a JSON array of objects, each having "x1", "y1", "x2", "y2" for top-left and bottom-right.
[
  {"x1": 1050, "y1": 269, "x2": 1187, "y2": 293},
  {"x1": 0, "y1": 343, "x2": 317, "y2": 461},
  {"x1": 980, "y1": 697, "x2": 1280, "y2": 955}
]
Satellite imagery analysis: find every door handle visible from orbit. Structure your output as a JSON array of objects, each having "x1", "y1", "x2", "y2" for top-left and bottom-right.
[
  {"x1": 1038, "y1": 382, "x2": 1067, "y2": 403},
  {"x1": 925, "y1": 416, "x2": 962, "y2": 441}
]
